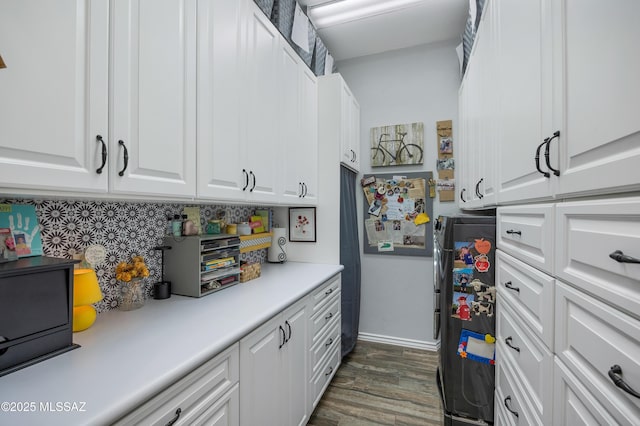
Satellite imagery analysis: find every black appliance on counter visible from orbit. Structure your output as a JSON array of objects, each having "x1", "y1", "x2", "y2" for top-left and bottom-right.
[{"x1": 434, "y1": 215, "x2": 496, "y2": 425}]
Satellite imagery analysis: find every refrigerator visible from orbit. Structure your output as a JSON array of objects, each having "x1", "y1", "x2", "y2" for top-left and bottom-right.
[{"x1": 434, "y1": 215, "x2": 496, "y2": 425}]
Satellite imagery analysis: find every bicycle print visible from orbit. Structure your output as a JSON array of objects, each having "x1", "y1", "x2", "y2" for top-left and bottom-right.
[{"x1": 370, "y1": 122, "x2": 424, "y2": 167}]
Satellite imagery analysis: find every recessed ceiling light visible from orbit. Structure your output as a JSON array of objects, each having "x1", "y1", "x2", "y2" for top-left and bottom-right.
[{"x1": 308, "y1": 0, "x2": 425, "y2": 29}]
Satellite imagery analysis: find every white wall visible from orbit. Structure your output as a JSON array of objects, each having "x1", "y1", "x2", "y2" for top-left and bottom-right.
[{"x1": 337, "y1": 40, "x2": 461, "y2": 348}]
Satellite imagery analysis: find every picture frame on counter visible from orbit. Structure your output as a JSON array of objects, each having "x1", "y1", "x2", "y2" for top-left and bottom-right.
[{"x1": 289, "y1": 207, "x2": 316, "y2": 242}]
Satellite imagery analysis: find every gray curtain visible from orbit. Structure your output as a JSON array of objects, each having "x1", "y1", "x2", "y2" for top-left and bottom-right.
[{"x1": 340, "y1": 166, "x2": 361, "y2": 357}]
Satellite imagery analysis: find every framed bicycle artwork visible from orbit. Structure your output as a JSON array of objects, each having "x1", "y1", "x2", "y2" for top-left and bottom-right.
[{"x1": 370, "y1": 122, "x2": 424, "y2": 167}]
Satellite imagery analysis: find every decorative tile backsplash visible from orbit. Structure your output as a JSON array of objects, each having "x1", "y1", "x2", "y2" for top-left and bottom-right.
[{"x1": 1, "y1": 198, "x2": 269, "y2": 313}]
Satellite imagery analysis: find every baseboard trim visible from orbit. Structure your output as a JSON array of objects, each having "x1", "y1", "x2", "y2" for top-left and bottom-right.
[{"x1": 357, "y1": 332, "x2": 440, "y2": 352}]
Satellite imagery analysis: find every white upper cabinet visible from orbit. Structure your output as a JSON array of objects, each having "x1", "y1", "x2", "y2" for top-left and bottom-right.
[
  {"x1": 318, "y1": 73, "x2": 360, "y2": 174},
  {"x1": 243, "y1": 2, "x2": 280, "y2": 203},
  {"x1": 0, "y1": 0, "x2": 109, "y2": 193},
  {"x1": 196, "y1": 0, "x2": 246, "y2": 201},
  {"x1": 553, "y1": 0, "x2": 640, "y2": 198},
  {"x1": 279, "y1": 41, "x2": 318, "y2": 205},
  {"x1": 495, "y1": 0, "x2": 554, "y2": 204},
  {"x1": 110, "y1": 0, "x2": 196, "y2": 198},
  {"x1": 0, "y1": 0, "x2": 197, "y2": 199},
  {"x1": 458, "y1": 1, "x2": 497, "y2": 209}
]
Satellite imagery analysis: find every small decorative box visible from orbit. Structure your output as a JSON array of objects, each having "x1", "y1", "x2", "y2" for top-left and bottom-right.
[{"x1": 240, "y1": 262, "x2": 261, "y2": 283}]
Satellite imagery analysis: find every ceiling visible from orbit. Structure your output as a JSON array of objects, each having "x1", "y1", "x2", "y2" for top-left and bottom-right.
[{"x1": 299, "y1": 0, "x2": 469, "y2": 61}]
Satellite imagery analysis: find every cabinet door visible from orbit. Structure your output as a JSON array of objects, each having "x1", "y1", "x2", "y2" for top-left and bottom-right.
[
  {"x1": 348, "y1": 95, "x2": 361, "y2": 173},
  {"x1": 340, "y1": 82, "x2": 353, "y2": 167},
  {"x1": 553, "y1": 1, "x2": 640, "y2": 198},
  {"x1": 196, "y1": 0, "x2": 246, "y2": 201},
  {"x1": 244, "y1": 2, "x2": 279, "y2": 203},
  {"x1": 496, "y1": 0, "x2": 554, "y2": 204},
  {"x1": 298, "y1": 65, "x2": 318, "y2": 205},
  {"x1": 240, "y1": 314, "x2": 283, "y2": 426},
  {"x1": 279, "y1": 41, "x2": 303, "y2": 203},
  {"x1": 110, "y1": 0, "x2": 196, "y2": 198},
  {"x1": 282, "y1": 299, "x2": 309, "y2": 426},
  {"x1": 0, "y1": 0, "x2": 109, "y2": 193}
]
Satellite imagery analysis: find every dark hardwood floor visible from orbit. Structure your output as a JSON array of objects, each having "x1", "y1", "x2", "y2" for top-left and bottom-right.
[{"x1": 308, "y1": 340, "x2": 444, "y2": 425}]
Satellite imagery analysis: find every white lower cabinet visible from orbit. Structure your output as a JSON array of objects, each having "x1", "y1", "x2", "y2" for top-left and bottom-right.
[
  {"x1": 495, "y1": 351, "x2": 541, "y2": 425},
  {"x1": 307, "y1": 277, "x2": 341, "y2": 414},
  {"x1": 240, "y1": 296, "x2": 309, "y2": 426},
  {"x1": 113, "y1": 343, "x2": 239, "y2": 425},
  {"x1": 555, "y1": 281, "x2": 640, "y2": 424},
  {"x1": 497, "y1": 301, "x2": 553, "y2": 425}
]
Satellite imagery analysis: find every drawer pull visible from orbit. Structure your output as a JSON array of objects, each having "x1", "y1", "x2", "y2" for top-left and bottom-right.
[
  {"x1": 505, "y1": 337, "x2": 520, "y2": 353},
  {"x1": 608, "y1": 365, "x2": 640, "y2": 399},
  {"x1": 165, "y1": 408, "x2": 181, "y2": 426},
  {"x1": 325, "y1": 288, "x2": 333, "y2": 295},
  {"x1": 325, "y1": 366, "x2": 334, "y2": 377},
  {"x1": 325, "y1": 312, "x2": 333, "y2": 321},
  {"x1": 503, "y1": 396, "x2": 519, "y2": 418},
  {"x1": 504, "y1": 281, "x2": 520, "y2": 293},
  {"x1": 325, "y1": 337, "x2": 334, "y2": 347},
  {"x1": 505, "y1": 229, "x2": 521, "y2": 236},
  {"x1": 609, "y1": 250, "x2": 640, "y2": 264}
]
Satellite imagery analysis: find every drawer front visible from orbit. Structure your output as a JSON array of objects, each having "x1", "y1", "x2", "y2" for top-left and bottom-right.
[
  {"x1": 114, "y1": 343, "x2": 239, "y2": 425},
  {"x1": 555, "y1": 282, "x2": 640, "y2": 423},
  {"x1": 553, "y1": 357, "x2": 620, "y2": 426},
  {"x1": 309, "y1": 344, "x2": 340, "y2": 413},
  {"x1": 497, "y1": 302, "x2": 553, "y2": 424},
  {"x1": 495, "y1": 352, "x2": 541, "y2": 425},
  {"x1": 310, "y1": 294, "x2": 340, "y2": 344},
  {"x1": 497, "y1": 204, "x2": 554, "y2": 274},
  {"x1": 556, "y1": 197, "x2": 640, "y2": 319},
  {"x1": 0, "y1": 328, "x2": 71, "y2": 372},
  {"x1": 497, "y1": 250, "x2": 555, "y2": 349},
  {"x1": 177, "y1": 383, "x2": 239, "y2": 426},
  {"x1": 311, "y1": 274, "x2": 341, "y2": 313},
  {"x1": 310, "y1": 317, "x2": 341, "y2": 375}
]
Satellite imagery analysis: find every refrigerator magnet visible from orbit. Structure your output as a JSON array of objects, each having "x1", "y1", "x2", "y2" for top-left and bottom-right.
[{"x1": 457, "y1": 330, "x2": 496, "y2": 364}]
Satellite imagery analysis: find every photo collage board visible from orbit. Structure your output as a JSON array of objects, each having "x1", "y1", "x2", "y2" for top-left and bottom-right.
[{"x1": 361, "y1": 171, "x2": 433, "y2": 257}]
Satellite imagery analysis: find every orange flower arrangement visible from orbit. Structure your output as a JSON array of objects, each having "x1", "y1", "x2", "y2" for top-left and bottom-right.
[{"x1": 115, "y1": 255, "x2": 150, "y2": 282}]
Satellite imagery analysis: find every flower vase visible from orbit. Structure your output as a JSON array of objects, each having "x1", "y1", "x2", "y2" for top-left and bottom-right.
[{"x1": 118, "y1": 278, "x2": 146, "y2": 311}]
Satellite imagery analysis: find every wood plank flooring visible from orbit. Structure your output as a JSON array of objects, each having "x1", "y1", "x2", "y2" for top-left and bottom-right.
[{"x1": 308, "y1": 340, "x2": 443, "y2": 425}]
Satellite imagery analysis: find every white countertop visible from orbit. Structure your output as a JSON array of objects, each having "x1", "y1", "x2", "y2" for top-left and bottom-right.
[{"x1": 0, "y1": 262, "x2": 343, "y2": 426}]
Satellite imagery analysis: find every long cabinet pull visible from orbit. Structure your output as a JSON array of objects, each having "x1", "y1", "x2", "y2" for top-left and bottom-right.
[
  {"x1": 544, "y1": 130, "x2": 560, "y2": 176},
  {"x1": 278, "y1": 325, "x2": 286, "y2": 349},
  {"x1": 505, "y1": 337, "x2": 521, "y2": 353},
  {"x1": 460, "y1": 188, "x2": 466, "y2": 203},
  {"x1": 608, "y1": 365, "x2": 640, "y2": 399},
  {"x1": 165, "y1": 408, "x2": 182, "y2": 426},
  {"x1": 285, "y1": 320, "x2": 292, "y2": 343},
  {"x1": 95, "y1": 135, "x2": 107, "y2": 174},
  {"x1": 506, "y1": 229, "x2": 521, "y2": 236},
  {"x1": 504, "y1": 281, "x2": 520, "y2": 293},
  {"x1": 118, "y1": 140, "x2": 128, "y2": 176},
  {"x1": 249, "y1": 171, "x2": 256, "y2": 192},
  {"x1": 475, "y1": 178, "x2": 484, "y2": 199},
  {"x1": 504, "y1": 396, "x2": 519, "y2": 418},
  {"x1": 609, "y1": 250, "x2": 640, "y2": 264},
  {"x1": 242, "y1": 169, "x2": 249, "y2": 191},
  {"x1": 535, "y1": 139, "x2": 551, "y2": 178}
]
